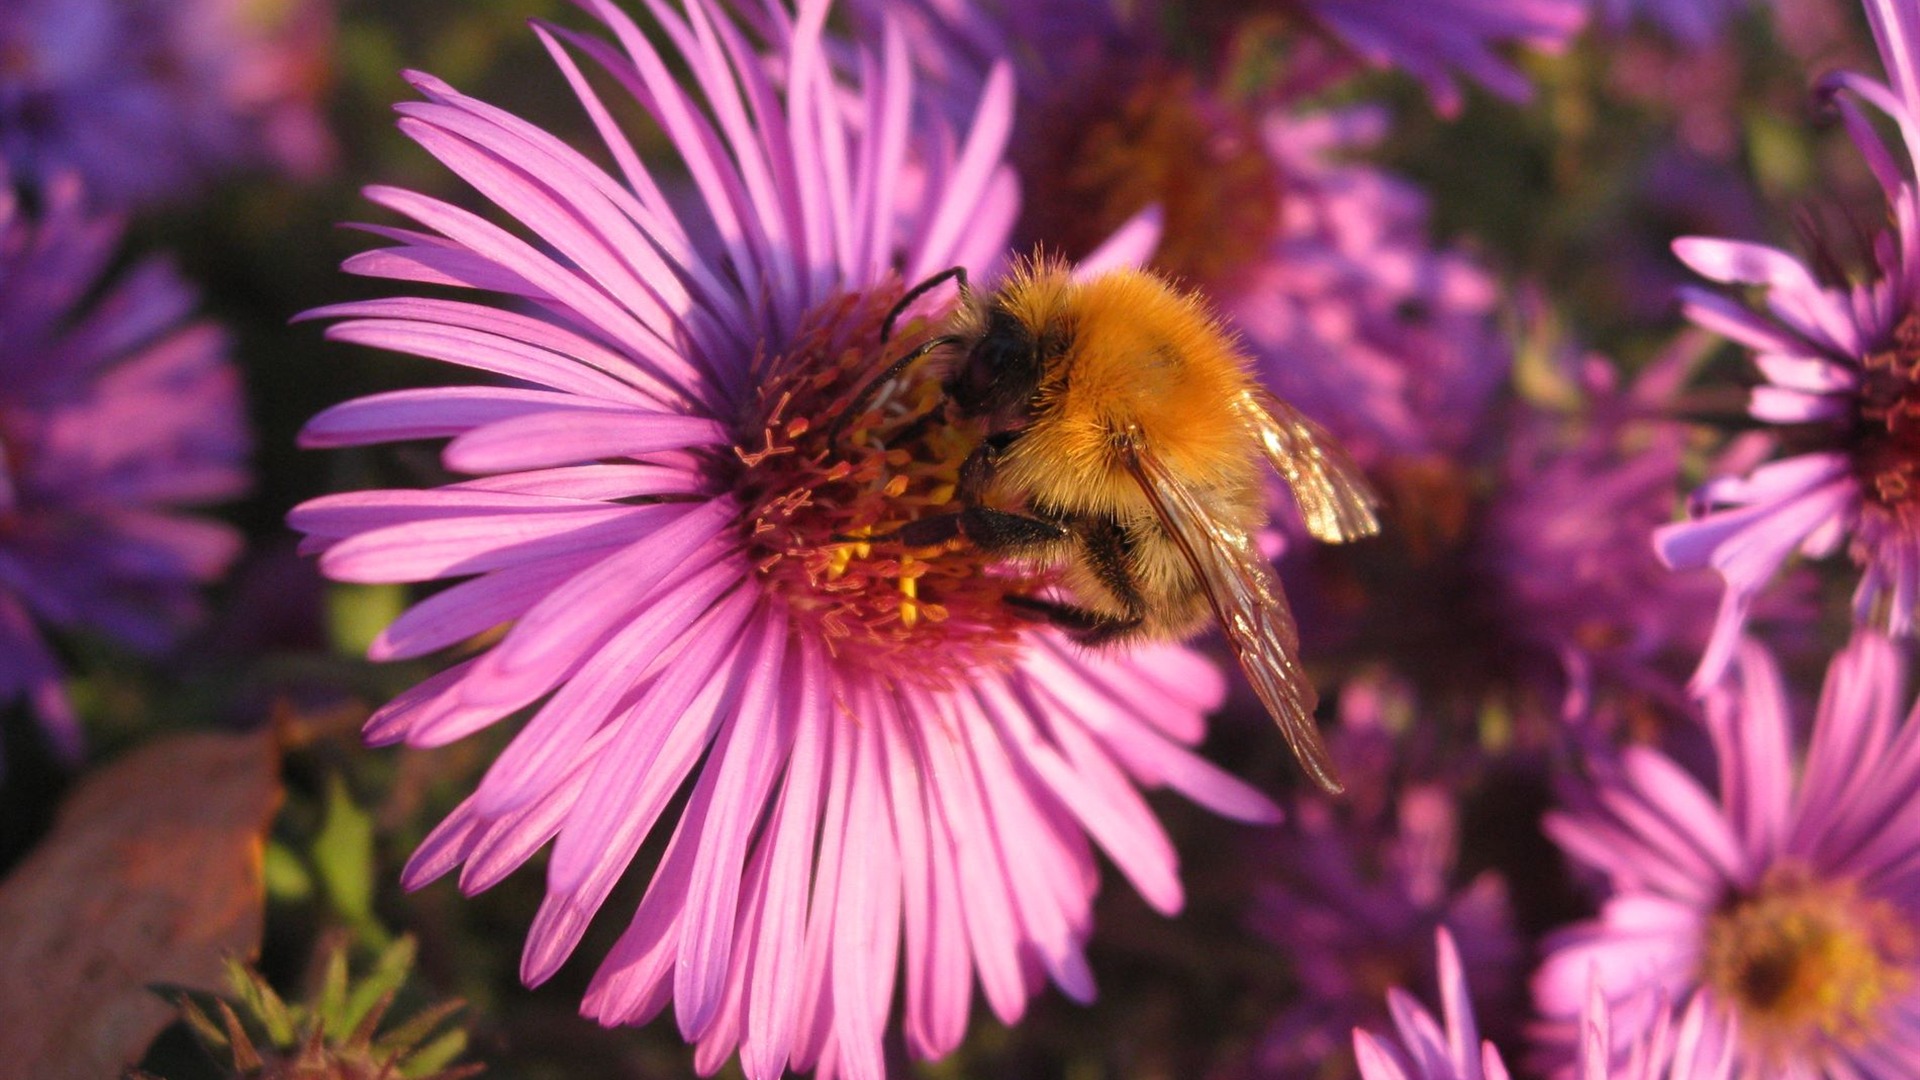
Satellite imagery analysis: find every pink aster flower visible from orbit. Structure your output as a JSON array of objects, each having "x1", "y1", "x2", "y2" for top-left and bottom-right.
[
  {"x1": 1297, "y1": 0, "x2": 1587, "y2": 115},
  {"x1": 1535, "y1": 633, "x2": 1920, "y2": 1077},
  {"x1": 0, "y1": 173, "x2": 248, "y2": 768},
  {"x1": 1354, "y1": 928, "x2": 1734, "y2": 1080},
  {"x1": 0, "y1": 0, "x2": 334, "y2": 206},
  {"x1": 289, "y1": 2, "x2": 1280, "y2": 1076},
  {"x1": 1655, "y1": 0, "x2": 1920, "y2": 689}
]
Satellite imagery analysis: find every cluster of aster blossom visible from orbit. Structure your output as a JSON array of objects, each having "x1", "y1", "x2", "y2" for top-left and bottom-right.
[
  {"x1": 15, "y1": 0, "x2": 1920, "y2": 1074},
  {"x1": 0, "y1": 0, "x2": 335, "y2": 767},
  {"x1": 1351, "y1": 0, "x2": 1920, "y2": 1077},
  {"x1": 272, "y1": 0, "x2": 1920, "y2": 1075}
]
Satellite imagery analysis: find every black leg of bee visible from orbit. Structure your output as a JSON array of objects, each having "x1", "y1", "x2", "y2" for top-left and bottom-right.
[
  {"x1": 1002, "y1": 595, "x2": 1146, "y2": 645},
  {"x1": 1007, "y1": 519, "x2": 1150, "y2": 645},
  {"x1": 825, "y1": 333, "x2": 962, "y2": 447},
  {"x1": 879, "y1": 406, "x2": 943, "y2": 450},
  {"x1": 886, "y1": 512, "x2": 964, "y2": 547},
  {"x1": 1076, "y1": 518, "x2": 1145, "y2": 614},
  {"x1": 891, "y1": 505, "x2": 1068, "y2": 550},
  {"x1": 957, "y1": 430, "x2": 1021, "y2": 502},
  {"x1": 881, "y1": 266, "x2": 970, "y2": 343}
]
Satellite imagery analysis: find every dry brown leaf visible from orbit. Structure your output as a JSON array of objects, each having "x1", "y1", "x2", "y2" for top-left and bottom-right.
[{"x1": 0, "y1": 730, "x2": 283, "y2": 1079}]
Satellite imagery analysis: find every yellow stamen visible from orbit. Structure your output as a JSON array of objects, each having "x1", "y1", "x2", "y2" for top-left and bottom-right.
[
  {"x1": 1701, "y1": 864, "x2": 1917, "y2": 1062},
  {"x1": 731, "y1": 286, "x2": 1049, "y2": 688}
]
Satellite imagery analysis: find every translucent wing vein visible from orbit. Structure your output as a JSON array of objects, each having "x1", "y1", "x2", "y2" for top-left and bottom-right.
[
  {"x1": 1123, "y1": 437, "x2": 1343, "y2": 794},
  {"x1": 1236, "y1": 388, "x2": 1381, "y2": 544}
]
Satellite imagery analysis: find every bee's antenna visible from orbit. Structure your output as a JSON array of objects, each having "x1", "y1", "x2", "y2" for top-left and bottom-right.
[
  {"x1": 882, "y1": 265, "x2": 969, "y2": 343},
  {"x1": 826, "y1": 333, "x2": 962, "y2": 447}
]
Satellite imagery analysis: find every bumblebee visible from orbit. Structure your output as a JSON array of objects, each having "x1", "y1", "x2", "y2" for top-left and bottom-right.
[{"x1": 858, "y1": 257, "x2": 1380, "y2": 793}]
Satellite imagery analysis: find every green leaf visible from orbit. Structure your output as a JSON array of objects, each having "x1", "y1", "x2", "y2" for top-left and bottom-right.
[
  {"x1": 173, "y1": 992, "x2": 230, "y2": 1050},
  {"x1": 263, "y1": 840, "x2": 313, "y2": 901},
  {"x1": 309, "y1": 776, "x2": 377, "y2": 932},
  {"x1": 326, "y1": 583, "x2": 408, "y2": 658},
  {"x1": 229, "y1": 964, "x2": 296, "y2": 1047},
  {"x1": 378, "y1": 997, "x2": 465, "y2": 1056},
  {"x1": 401, "y1": 1028, "x2": 472, "y2": 1078},
  {"x1": 317, "y1": 937, "x2": 352, "y2": 1033},
  {"x1": 341, "y1": 936, "x2": 417, "y2": 1038}
]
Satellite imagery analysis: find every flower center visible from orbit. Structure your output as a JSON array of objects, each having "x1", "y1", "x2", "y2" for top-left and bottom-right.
[
  {"x1": 729, "y1": 287, "x2": 1046, "y2": 687},
  {"x1": 1701, "y1": 864, "x2": 1916, "y2": 1058},
  {"x1": 1016, "y1": 64, "x2": 1281, "y2": 291},
  {"x1": 1854, "y1": 312, "x2": 1920, "y2": 512}
]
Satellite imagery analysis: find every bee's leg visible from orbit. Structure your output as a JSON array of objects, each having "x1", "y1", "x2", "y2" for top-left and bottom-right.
[
  {"x1": 1004, "y1": 517, "x2": 1148, "y2": 644},
  {"x1": 956, "y1": 430, "x2": 1020, "y2": 503},
  {"x1": 1077, "y1": 517, "x2": 1146, "y2": 616},
  {"x1": 826, "y1": 333, "x2": 962, "y2": 447},
  {"x1": 892, "y1": 505, "x2": 1067, "y2": 550},
  {"x1": 882, "y1": 266, "x2": 969, "y2": 342},
  {"x1": 1002, "y1": 596, "x2": 1145, "y2": 645}
]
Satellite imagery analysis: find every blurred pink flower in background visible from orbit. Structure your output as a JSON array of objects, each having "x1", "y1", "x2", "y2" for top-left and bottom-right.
[
  {"x1": 1235, "y1": 103, "x2": 1512, "y2": 475},
  {"x1": 1276, "y1": 334, "x2": 1728, "y2": 752},
  {"x1": 0, "y1": 174, "x2": 249, "y2": 769},
  {"x1": 290, "y1": 1, "x2": 1283, "y2": 1076},
  {"x1": 866, "y1": 0, "x2": 1587, "y2": 119},
  {"x1": 1248, "y1": 719, "x2": 1520, "y2": 1078},
  {"x1": 1535, "y1": 634, "x2": 1920, "y2": 1076},
  {"x1": 1478, "y1": 340, "x2": 1726, "y2": 722},
  {"x1": 0, "y1": 0, "x2": 334, "y2": 206}
]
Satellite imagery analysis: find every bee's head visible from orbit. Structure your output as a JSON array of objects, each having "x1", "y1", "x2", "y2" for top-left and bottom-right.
[{"x1": 947, "y1": 304, "x2": 1054, "y2": 423}]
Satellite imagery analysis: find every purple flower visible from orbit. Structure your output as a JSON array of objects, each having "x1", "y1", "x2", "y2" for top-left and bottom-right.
[
  {"x1": 831, "y1": 0, "x2": 1124, "y2": 123},
  {"x1": 1535, "y1": 633, "x2": 1920, "y2": 1076},
  {"x1": 0, "y1": 174, "x2": 248, "y2": 766},
  {"x1": 1353, "y1": 928, "x2": 1734, "y2": 1080},
  {"x1": 1593, "y1": 0, "x2": 1755, "y2": 46},
  {"x1": 859, "y1": 0, "x2": 1586, "y2": 118},
  {"x1": 1655, "y1": 0, "x2": 1920, "y2": 688},
  {"x1": 1249, "y1": 724, "x2": 1520, "y2": 1078},
  {"x1": 1283, "y1": 337, "x2": 1721, "y2": 748},
  {"x1": 1298, "y1": 0, "x2": 1587, "y2": 115},
  {"x1": 1478, "y1": 340, "x2": 1727, "y2": 721},
  {"x1": 0, "y1": 0, "x2": 334, "y2": 206},
  {"x1": 289, "y1": 2, "x2": 1281, "y2": 1076},
  {"x1": 1235, "y1": 105, "x2": 1510, "y2": 472}
]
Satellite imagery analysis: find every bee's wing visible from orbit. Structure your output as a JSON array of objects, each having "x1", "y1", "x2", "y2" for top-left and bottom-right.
[
  {"x1": 1235, "y1": 388, "x2": 1381, "y2": 544},
  {"x1": 1122, "y1": 439, "x2": 1344, "y2": 794}
]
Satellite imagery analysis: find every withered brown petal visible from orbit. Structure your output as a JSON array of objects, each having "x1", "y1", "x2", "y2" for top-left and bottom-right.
[{"x1": 0, "y1": 731, "x2": 283, "y2": 1079}]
